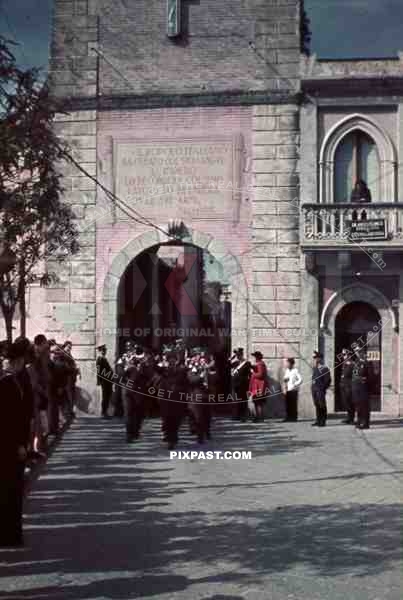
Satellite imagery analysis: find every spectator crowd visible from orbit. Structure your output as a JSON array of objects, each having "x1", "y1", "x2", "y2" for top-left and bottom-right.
[
  {"x1": 0, "y1": 333, "x2": 335, "y2": 549},
  {"x1": 0, "y1": 335, "x2": 79, "y2": 547}
]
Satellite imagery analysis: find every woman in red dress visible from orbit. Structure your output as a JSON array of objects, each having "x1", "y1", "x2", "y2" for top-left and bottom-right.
[{"x1": 249, "y1": 351, "x2": 269, "y2": 422}]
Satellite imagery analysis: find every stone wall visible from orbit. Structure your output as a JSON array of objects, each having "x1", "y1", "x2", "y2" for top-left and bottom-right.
[
  {"x1": 51, "y1": 0, "x2": 98, "y2": 99},
  {"x1": 46, "y1": 109, "x2": 98, "y2": 406},
  {"x1": 48, "y1": 1, "x2": 99, "y2": 407},
  {"x1": 251, "y1": 103, "x2": 301, "y2": 411},
  {"x1": 96, "y1": 105, "x2": 253, "y2": 359},
  {"x1": 47, "y1": 0, "x2": 303, "y2": 415},
  {"x1": 51, "y1": 0, "x2": 300, "y2": 98}
]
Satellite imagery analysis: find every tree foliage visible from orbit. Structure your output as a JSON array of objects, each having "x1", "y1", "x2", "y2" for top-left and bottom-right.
[{"x1": 0, "y1": 35, "x2": 79, "y2": 341}]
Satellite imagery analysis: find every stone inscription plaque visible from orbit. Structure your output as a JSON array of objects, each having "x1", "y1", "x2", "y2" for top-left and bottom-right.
[{"x1": 114, "y1": 139, "x2": 241, "y2": 221}]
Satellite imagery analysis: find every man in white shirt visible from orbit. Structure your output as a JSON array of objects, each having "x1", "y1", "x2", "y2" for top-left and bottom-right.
[{"x1": 283, "y1": 357, "x2": 302, "y2": 422}]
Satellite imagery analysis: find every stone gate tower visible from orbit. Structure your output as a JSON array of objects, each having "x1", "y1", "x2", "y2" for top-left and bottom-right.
[{"x1": 47, "y1": 0, "x2": 302, "y2": 407}]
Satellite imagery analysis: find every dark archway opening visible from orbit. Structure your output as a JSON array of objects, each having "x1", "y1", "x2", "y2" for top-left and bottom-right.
[
  {"x1": 116, "y1": 241, "x2": 231, "y2": 372},
  {"x1": 335, "y1": 301, "x2": 381, "y2": 412}
]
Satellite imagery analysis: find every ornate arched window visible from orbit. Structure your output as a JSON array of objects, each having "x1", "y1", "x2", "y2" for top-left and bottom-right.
[
  {"x1": 334, "y1": 130, "x2": 380, "y2": 203},
  {"x1": 320, "y1": 114, "x2": 396, "y2": 204}
]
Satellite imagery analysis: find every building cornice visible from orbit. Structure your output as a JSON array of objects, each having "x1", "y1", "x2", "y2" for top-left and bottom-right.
[
  {"x1": 56, "y1": 90, "x2": 301, "y2": 112},
  {"x1": 302, "y1": 77, "x2": 403, "y2": 98}
]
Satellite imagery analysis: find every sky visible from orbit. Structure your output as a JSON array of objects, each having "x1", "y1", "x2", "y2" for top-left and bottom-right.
[
  {"x1": 0, "y1": 0, "x2": 53, "y2": 70},
  {"x1": 0, "y1": 0, "x2": 401, "y2": 72},
  {"x1": 306, "y1": 0, "x2": 403, "y2": 58}
]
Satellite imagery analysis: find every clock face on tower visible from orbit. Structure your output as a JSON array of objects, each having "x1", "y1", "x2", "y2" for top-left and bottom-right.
[{"x1": 167, "y1": 0, "x2": 181, "y2": 37}]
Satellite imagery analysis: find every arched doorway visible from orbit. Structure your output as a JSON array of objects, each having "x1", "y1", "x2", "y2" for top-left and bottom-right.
[
  {"x1": 116, "y1": 241, "x2": 231, "y2": 356},
  {"x1": 101, "y1": 226, "x2": 250, "y2": 389},
  {"x1": 335, "y1": 301, "x2": 381, "y2": 412}
]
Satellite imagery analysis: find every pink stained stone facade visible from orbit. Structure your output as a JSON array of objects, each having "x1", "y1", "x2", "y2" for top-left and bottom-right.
[{"x1": 96, "y1": 105, "x2": 254, "y2": 336}]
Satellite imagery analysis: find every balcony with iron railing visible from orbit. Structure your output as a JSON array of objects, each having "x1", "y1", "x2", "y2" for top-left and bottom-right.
[{"x1": 301, "y1": 203, "x2": 403, "y2": 248}]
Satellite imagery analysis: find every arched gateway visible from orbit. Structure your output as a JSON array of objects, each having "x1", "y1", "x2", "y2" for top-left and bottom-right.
[
  {"x1": 335, "y1": 302, "x2": 382, "y2": 412},
  {"x1": 320, "y1": 282, "x2": 397, "y2": 413},
  {"x1": 100, "y1": 227, "x2": 250, "y2": 363}
]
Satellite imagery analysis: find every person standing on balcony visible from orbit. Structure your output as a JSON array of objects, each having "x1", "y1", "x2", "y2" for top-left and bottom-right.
[
  {"x1": 351, "y1": 179, "x2": 371, "y2": 221},
  {"x1": 350, "y1": 179, "x2": 372, "y2": 203}
]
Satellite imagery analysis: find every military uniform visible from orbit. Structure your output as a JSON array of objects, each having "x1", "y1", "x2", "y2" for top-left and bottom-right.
[
  {"x1": 311, "y1": 363, "x2": 331, "y2": 426},
  {"x1": 340, "y1": 357, "x2": 354, "y2": 423},
  {"x1": 352, "y1": 355, "x2": 370, "y2": 429},
  {"x1": 159, "y1": 360, "x2": 187, "y2": 450},
  {"x1": 231, "y1": 357, "x2": 251, "y2": 421},
  {"x1": 96, "y1": 349, "x2": 113, "y2": 418},
  {"x1": 114, "y1": 348, "x2": 133, "y2": 418},
  {"x1": 123, "y1": 352, "x2": 147, "y2": 442}
]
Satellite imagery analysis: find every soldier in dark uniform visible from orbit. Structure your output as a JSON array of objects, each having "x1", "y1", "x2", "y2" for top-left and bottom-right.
[
  {"x1": 352, "y1": 347, "x2": 370, "y2": 429},
  {"x1": 311, "y1": 351, "x2": 331, "y2": 427},
  {"x1": 113, "y1": 341, "x2": 134, "y2": 418},
  {"x1": 231, "y1": 348, "x2": 251, "y2": 421},
  {"x1": 123, "y1": 345, "x2": 147, "y2": 443},
  {"x1": 187, "y1": 357, "x2": 211, "y2": 444},
  {"x1": 159, "y1": 352, "x2": 188, "y2": 450},
  {"x1": 339, "y1": 348, "x2": 355, "y2": 424},
  {"x1": 96, "y1": 345, "x2": 114, "y2": 419}
]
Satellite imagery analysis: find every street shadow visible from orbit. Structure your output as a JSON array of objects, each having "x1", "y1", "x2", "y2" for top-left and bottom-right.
[
  {"x1": 370, "y1": 418, "x2": 403, "y2": 429},
  {"x1": 1, "y1": 501, "x2": 401, "y2": 599},
  {"x1": 201, "y1": 596, "x2": 246, "y2": 600},
  {"x1": 264, "y1": 386, "x2": 285, "y2": 419},
  {"x1": 0, "y1": 417, "x2": 401, "y2": 599},
  {"x1": 74, "y1": 387, "x2": 94, "y2": 414}
]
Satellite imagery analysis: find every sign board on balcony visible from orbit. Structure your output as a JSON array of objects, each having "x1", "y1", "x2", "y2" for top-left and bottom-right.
[{"x1": 347, "y1": 219, "x2": 387, "y2": 241}]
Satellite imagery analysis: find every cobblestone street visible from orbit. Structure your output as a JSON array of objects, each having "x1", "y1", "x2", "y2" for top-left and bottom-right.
[{"x1": 1, "y1": 415, "x2": 402, "y2": 600}]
